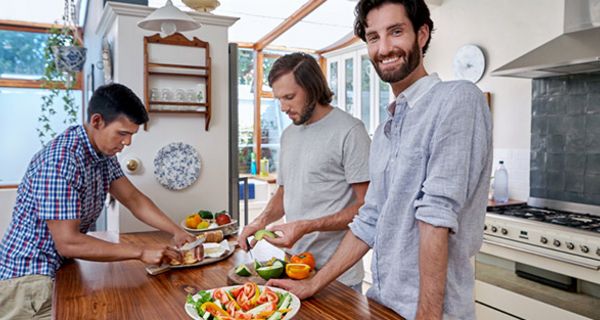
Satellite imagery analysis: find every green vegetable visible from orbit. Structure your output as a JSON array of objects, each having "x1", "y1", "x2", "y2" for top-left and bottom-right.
[{"x1": 198, "y1": 210, "x2": 214, "y2": 219}]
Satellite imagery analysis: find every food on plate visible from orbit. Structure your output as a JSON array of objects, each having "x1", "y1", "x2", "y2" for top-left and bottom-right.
[
  {"x1": 204, "y1": 230, "x2": 224, "y2": 243},
  {"x1": 186, "y1": 282, "x2": 295, "y2": 320},
  {"x1": 254, "y1": 229, "x2": 278, "y2": 241},
  {"x1": 171, "y1": 245, "x2": 204, "y2": 266},
  {"x1": 215, "y1": 211, "x2": 232, "y2": 226},
  {"x1": 264, "y1": 257, "x2": 286, "y2": 268},
  {"x1": 285, "y1": 263, "x2": 311, "y2": 280},
  {"x1": 196, "y1": 220, "x2": 210, "y2": 230},
  {"x1": 256, "y1": 260, "x2": 284, "y2": 281},
  {"x1": 289, "y1": 252, "x2": 315, "y2": 271},
  {"x1": 198, "y1": 210, "x2": 214, "y2": 220},
  {"x1": 185, "y1": 213, "x2": 202, "y2": 229},
  {"x1": 204, "y1": 241, "x2": 229, "y2": 258},
  {"x1": 235, "y1": 264, "x2": 252, "y2": 277}
]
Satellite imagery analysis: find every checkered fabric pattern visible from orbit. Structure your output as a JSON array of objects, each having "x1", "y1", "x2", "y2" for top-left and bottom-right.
[{"x1": 0, "y1": 125, "x2": 124, "y2": 279}]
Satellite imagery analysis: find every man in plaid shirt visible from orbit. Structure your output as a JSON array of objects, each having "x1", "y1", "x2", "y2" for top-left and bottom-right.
[{"x1": 0, "y1": 83, "x2": 195, "y2": 319}]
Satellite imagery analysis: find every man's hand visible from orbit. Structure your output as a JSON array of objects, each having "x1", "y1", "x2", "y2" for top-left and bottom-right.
[
  {"x1": 140, "y1": 245, "x2": 181, "y2": 265},
  {"x1": 264, "y1": 220, "x2": 309, "y2": 249},
  {"x1": 266, "y1": 278, "x2": 318, "y2": 300},
  {"x1": 239, "y1": 221, "x2": 264, "y2": 251},
  {"x1": 172, "y1": 229, "x2": 195, "y2": 247}
]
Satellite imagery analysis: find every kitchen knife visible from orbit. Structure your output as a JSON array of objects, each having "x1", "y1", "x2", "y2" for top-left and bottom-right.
[
  {"x1": 179, "y1": 235, "x2": 206, "y2": 251},
  {"x1": 245, "y1": 238, "x2": 256, "y2": 261}
]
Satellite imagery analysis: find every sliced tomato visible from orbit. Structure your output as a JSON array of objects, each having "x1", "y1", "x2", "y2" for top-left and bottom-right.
[
  {"x1": 230, "y1": 286, "x2": 244, "y2": 298},
  {"x1": 257, "y1": 287, "x2": 279, "y2": 305},
  {"x1": 213, "y1": 288, "x2": 230, "y2": 305},
  {"x1": 233, "y1": 310, "x2": 252, "y2": 320}
]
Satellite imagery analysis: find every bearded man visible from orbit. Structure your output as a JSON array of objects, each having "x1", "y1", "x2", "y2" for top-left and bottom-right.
[
  {"x1": 267, "y1": 1, "x2": 493, "y2": 319},
  {"x1": 239, "y1": 52, "x2": 371, "y2": 292}
]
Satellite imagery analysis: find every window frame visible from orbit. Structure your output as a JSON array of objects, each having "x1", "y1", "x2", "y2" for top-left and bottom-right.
[{"x1": 0, "y1": 20, "x2": 83, "y2": 90}]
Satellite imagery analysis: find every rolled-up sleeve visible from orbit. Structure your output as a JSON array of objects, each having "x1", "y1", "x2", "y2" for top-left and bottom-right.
[
  {"x1": 414, "y1": 84, "x2": 488, "y2": 234},
  {"x1": 349, "y1": 186, "x2": 379, "y2": 247}
]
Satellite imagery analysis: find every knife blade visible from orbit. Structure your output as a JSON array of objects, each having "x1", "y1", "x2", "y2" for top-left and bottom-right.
[
  {"x1": 179, "y1": 236, "x2": 206, "y2": 251},
  {"x1": 245, "y1": 238, "x2": 256, "y2": 261}
]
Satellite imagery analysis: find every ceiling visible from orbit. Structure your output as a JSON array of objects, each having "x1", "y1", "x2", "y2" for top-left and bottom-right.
[
  {"x1": 2, "y1": 0, "x2": 442, "y2": 52},
  {"x1": 148, "y1": 0, "x2": 359, "y2": 51}
]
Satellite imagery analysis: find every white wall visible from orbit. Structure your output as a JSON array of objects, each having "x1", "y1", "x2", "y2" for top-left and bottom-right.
[
  {"x1": 0, "y1": 190, "x2": 16, "y2": 239},
  {"x1": 98, "y1": 3, "x2": 237, "y2": 232}
]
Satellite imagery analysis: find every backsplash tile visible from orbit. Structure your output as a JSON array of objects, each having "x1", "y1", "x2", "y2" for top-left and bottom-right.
[{"x1": 531, "y1": 72, "x2": 600, "y2": 205}]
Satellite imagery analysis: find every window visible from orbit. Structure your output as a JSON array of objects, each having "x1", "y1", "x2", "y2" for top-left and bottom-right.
[
  {"x1": 0, "y1": 22, "x2": 83, "y2": 187},
  {"x1": 326, "y1": 48, "x2": 393, "y2": 134}
]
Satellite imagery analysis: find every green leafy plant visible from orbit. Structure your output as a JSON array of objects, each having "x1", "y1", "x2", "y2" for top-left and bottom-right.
[{"x1": 37, "y1": 25, "x2": 80, "y2": 145}]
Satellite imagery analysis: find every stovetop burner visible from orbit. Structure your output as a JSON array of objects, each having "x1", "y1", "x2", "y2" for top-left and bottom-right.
[{"x1": 487, "y1": 204, "x2": 600, "y2": 233}]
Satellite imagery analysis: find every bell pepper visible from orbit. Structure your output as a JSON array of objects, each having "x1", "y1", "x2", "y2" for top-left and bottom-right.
[{"x1": 290, "y1": 252, "x2": 316, "y2": 270}]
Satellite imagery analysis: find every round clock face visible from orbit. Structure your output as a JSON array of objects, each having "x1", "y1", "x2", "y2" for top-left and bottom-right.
[{"x1": 453, "y1": 44, "x2": 485, "y2": 83}]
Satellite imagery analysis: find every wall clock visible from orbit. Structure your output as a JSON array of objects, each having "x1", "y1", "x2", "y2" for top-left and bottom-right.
[{"x1": 453, "y1": 44, "x2": 485, "y2": 83}]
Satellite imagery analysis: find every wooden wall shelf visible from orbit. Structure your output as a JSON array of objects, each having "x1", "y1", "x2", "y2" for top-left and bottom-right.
[{"x1": 143, "y1": 32, "x2": 212, "y2": 131}]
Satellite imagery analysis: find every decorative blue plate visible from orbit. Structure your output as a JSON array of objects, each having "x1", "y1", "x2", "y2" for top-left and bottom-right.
[{"x1": 154, "y1": 143, "x2": 201, "y2": 190}]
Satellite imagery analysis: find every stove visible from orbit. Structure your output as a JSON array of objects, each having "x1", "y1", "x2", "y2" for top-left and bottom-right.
[{"x1": 484, "y1": 198, "x2": 600, "y2": 269}]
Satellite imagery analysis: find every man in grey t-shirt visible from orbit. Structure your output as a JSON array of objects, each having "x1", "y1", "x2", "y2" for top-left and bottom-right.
[{"x1": 239, "y1": 53, "x2": 370, "y2": 290}]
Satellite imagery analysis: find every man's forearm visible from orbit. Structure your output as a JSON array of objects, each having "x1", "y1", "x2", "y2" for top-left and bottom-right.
[
  {"x1": 54, "y1": 230, "x2": 142, "y2": 261},
  {"x1": 311, "y1": 231, "x2": 370, "y2": 288},
  {"x1": 416, "y1": 221, "x2": 450, "y2": 319},
  {"x1": 253, "y1": 187, "x2": 286, "y2": 227}
]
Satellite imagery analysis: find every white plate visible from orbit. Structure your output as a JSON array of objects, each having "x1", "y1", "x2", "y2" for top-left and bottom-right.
[
  {"x1": 184, "y1": 285, "x2": 301, "y2": 319},
  {"x1": 181, "y1": 219, "x2": 238, "y2": 236},
  {"x1": 154, "y1": 143, "x2": 201, "y2": 190}
]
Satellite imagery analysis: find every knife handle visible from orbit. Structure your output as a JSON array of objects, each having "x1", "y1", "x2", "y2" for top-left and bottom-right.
[{"x1": 145, "y1": 264, "x2": 170, "y2": 276}]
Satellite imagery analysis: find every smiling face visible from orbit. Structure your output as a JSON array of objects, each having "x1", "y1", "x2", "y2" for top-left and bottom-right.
[
  {"x1": 272, "y1": 72, "x2": 316, "y2": 125},
  {"x1": 364, "y1": 2, "x2": 428, "y2": 92},
  {"x1": 86, "y1": 114, "x2": 139, "y2": 156}
]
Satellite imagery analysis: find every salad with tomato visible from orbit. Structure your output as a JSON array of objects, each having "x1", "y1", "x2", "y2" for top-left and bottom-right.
[{"x1": 186, "y1": 282, "x2": 297, "y2": 320}]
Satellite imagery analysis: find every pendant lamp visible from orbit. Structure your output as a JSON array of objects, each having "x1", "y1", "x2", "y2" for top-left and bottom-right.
[{"x1": 137, "y1": 0, "x2": 200, "y2": 37}]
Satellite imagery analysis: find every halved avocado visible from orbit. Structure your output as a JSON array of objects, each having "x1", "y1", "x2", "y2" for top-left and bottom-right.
[
  {"x1": 254, "y1": 229, "x2": 277, "y2": 241},
  {"x1": 235, "y1": 264, "x2": 251, "y2": 277}
]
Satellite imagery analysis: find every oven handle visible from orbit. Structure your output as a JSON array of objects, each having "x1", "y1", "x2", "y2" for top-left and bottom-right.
[{"x1": 483, "y1": 238, "x2": 600, "y2": 270}]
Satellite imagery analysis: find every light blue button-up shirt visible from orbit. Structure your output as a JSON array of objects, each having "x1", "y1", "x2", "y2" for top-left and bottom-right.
[{"x1": 349, "y1": 73, "x2": 492, "y2": 319}]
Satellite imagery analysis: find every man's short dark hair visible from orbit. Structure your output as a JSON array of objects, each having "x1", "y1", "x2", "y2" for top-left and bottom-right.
[
  {"x1": 268, "y1": 52, "x2": 333, "y2": 107},
  {"x1": 87, "y1": 83, "x2": 149, "y2": 125},
  {"x1": 354, "y1": 0, "x2": 434, "y2": 55}
]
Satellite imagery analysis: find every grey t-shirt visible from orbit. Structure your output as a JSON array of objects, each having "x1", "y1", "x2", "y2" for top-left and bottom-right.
[{"x1": 278, "y1": 107, "x2": 371, "y2": 286}]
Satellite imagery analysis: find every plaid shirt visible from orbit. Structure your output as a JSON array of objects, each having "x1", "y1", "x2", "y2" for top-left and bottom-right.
[{"x1": 0, "y1": 125, "x2": 124, "y2": 279}]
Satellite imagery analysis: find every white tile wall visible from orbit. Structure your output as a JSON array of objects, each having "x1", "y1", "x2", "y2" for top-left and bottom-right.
[{"x1": 493, "y1": 148, "x2": 530, "y2": 202}]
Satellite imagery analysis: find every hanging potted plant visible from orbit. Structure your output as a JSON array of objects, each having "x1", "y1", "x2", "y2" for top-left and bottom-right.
[{"x1": 37, "y1": 0, "x2": 85, "y2": 145}]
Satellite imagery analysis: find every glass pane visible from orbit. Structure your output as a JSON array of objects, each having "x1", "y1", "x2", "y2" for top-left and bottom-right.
[
  {"x1": 0, "y1": 87, "x2": 83, "y2": 185},
  {"x1": 238, "y1": 49, "x2": 255, "y2": 174},
  {"x1": 260, "y1": 98, "x2": 291, "y2": 174},
  {"x1": 262, "y1": 55, "x2": 279, "y2": 92},
  {"x1": 360, "y1": 55, "x2": 371, "y2": 132},
  {"x1": 329, "y1": 61, "x2": 338, "y2": 107},
  {"x1": 344, "y1": 58, "x2": 353, "y2": 114},
  {"x1": 0, "y1": 30, "x2": 48, "y2": 80},
  {"x1": 379, "y1": 79, "x2": 391, "y2": 125},
  {"x1": 238, "y1": 49, "x2": 254, "y2": 86}
]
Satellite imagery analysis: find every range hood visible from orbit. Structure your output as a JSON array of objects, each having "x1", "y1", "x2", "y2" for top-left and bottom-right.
[{"x1": 492, "y1": 0, "x2": 600, "y2": 79}]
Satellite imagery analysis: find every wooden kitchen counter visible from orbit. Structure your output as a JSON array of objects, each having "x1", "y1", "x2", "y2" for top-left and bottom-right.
[{"x1": 53, "y1": 231, "x2": 403, "y2": 320}]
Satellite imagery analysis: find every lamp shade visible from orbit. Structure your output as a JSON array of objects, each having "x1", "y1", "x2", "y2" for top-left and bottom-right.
[{"x1": 137, "y1": 0, "x2": 200, "y2": 33}]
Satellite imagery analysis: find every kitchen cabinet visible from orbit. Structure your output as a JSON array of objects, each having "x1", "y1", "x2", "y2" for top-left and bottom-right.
[{"x1": 143, "y1": 32, "x2": 212, "y2": 130}]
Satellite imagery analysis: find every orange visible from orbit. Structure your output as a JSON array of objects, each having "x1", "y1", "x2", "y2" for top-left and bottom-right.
[
  {"x1": 290, "y1": 252, "x2": 315, "y2": 271},
  {"x1": 185, "y1": 213, "x2": 201, "y2": 228},
  {"x1": 285, "y1": 263, "x2": 311, "y2": 280}
]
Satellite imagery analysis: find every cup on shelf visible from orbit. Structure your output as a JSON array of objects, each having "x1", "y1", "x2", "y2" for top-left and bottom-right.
[
  {"x1": 161, "y1": 88, "x2": 173, "y2": 102},
  {"x1": 175, "y1": 89, "x2": 186, "y2": 102},
  {"x1": 150, "y1": 88, "x2": 160, "y2": 101},
  {"x1": 186, "y1": 89, "x2": 197, "y2": 102}
]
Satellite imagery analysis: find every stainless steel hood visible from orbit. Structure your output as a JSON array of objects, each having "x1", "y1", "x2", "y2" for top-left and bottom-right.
[{"x1": 492, "y1": 0, "x2": 600, "y2": 79}]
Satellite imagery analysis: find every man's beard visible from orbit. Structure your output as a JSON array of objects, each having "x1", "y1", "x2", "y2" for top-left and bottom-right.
[
  {"x1": 372, "y1": 39, "x2": 421, "y2": 84},
  {"x1": 294, "y1": 100, "x2": 317, "y2": 125}
]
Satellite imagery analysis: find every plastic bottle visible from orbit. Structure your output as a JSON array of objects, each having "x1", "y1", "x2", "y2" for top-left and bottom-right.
[
  {"x1": 260, "y1": 158, "x2": 269, "y2": 177},
  {"x1": 250, "y1": 152, "x2": 257, "y2": 175},
  {"x1": 493, "y1": 160, "x2": 509, "y2": 203}
]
